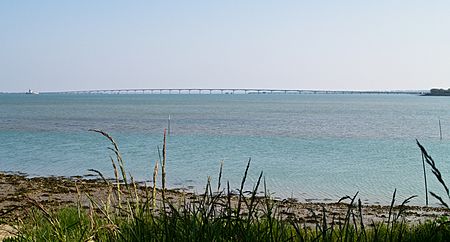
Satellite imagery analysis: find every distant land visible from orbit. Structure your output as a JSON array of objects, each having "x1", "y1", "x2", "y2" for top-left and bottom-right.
[{"x1": 423, "y1": 88, "x2": 450, "y2": 96}]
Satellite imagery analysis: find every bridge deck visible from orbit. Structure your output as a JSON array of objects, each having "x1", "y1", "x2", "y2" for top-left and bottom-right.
[{"x1": 45, "y1": 88, "x2": 426, "y2": 95}]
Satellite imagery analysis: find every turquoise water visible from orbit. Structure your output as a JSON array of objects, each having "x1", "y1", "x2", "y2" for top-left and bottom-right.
[{"x1": 1, "y1": 93, "x2": 450, "y2": 205}]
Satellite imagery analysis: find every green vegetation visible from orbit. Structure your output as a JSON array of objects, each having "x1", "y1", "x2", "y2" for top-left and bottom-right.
[
  {"x1": 4, "y1": 131, "x2": 450, "y2": 241},
  {"x1": 426, "y1": 88, "x2": 450, "y2": 96}
]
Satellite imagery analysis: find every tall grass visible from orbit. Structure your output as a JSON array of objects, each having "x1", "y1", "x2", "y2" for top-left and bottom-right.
[
  {"x1": 417, "y1": 140, "x2": 450, "y2": 208},
  {"x1": 5, "y1": 132, "x2": 450, "y2": 241}
]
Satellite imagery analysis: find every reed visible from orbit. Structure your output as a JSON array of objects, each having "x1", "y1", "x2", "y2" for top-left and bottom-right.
[
  {"x1": 152, "y1": 161, "x2": 158, "y2": 210},
  {"x1": 417, "y1": 140, "x2": 450, "y2": 208},
  {"x1": 6, "y1": 132, "x2": 450, "y2": 241}
]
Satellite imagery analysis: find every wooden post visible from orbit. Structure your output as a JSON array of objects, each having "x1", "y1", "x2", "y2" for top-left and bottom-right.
[
  {"x1": 168, "y1": 115, "x2": 171, "y2": 135},
  {"x1": 439, "y1": 119, "x2": 443, "y2": 140},
  {"x1": 422, "y1": 153, "x2": 429, "y2": 206}
]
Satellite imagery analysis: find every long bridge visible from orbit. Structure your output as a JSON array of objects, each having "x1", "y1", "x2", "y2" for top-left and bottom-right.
[{"x1": 47, "y1": 88, "x2": 427, "y2": 95}]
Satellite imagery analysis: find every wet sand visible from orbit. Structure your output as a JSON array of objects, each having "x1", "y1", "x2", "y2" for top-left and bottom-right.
[{"x1": 1, "y1": 171, "x2": 448, "y2": 228}]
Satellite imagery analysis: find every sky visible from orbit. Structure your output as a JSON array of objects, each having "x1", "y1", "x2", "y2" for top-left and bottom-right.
[{"x1": 1, "y1": 1, "x2": 449, "y2": 92}]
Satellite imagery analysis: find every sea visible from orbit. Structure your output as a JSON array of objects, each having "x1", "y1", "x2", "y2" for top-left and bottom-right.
[{"x1": 1, "y1": 93, "x2": 450, "y2": 205}]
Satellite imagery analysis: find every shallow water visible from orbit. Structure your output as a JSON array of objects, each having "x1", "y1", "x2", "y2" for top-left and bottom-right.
[{"x1": 1, "y1": 93, "x2": 450, "y2": 205}]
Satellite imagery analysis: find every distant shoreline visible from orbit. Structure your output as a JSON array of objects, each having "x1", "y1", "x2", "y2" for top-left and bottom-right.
[
  {"x1": 0, "y1": 88, "x2": 429, "y2": 95},
  {"x1": 422, "y1": 93, "x2": 450, "y2": 96},
  {"x1": 423, "y1": 88, "x2": 450, "y2": 96}
]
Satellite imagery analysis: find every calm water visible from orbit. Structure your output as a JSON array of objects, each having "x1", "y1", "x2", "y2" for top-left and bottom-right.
[{"x1": 1, "y1": 93, "x2": 450, "y2": 205}]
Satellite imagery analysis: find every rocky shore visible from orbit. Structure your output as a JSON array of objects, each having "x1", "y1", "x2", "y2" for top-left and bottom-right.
[{"x1": 1, "y1": 171, "x2": 449, "y2": 240}]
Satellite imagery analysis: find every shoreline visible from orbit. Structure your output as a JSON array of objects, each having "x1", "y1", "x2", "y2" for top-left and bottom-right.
[{"x1": 1, "y1": 172, "x2": 448, "y2": 226}]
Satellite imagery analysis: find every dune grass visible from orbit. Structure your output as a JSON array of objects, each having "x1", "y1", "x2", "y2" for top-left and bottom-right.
[{"x1": 4, "y1": 132, "x2": 450, "y2": 241}]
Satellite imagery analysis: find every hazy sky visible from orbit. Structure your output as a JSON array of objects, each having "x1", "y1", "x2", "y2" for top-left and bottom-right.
[{"x1": 1, "y1": 1, "x2": 449, "y2": 92}]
